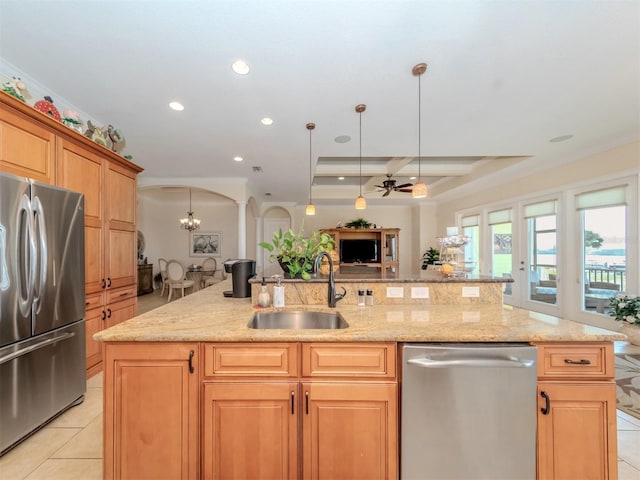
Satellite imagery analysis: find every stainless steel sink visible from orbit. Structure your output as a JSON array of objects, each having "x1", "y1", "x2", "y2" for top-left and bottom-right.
[{"x1": 248, "y1": 311, "x2": 349, "y2": 329}]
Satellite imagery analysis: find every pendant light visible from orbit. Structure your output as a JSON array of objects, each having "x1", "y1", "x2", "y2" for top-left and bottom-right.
[
  {"x1": 305, "y1": 122, "x2": 316, "y2": 216},
  {"x1": 354, "y1": 103, "x2": 367, "y2": 210},
  {"x1": 180, "y1": 188, "x2": 201, "y2": 231},
  {"x1": 412, "y1": 62, "x2": 428, "y2": 199}
]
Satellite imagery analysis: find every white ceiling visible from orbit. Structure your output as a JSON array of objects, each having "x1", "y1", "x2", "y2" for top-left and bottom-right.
[{"x1": 1, "y1": 0, "x2": 638, "y2": 206}]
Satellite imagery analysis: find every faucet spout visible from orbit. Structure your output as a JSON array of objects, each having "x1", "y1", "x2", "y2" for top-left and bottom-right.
[{"x1": 314, "y1": 252, "x2": 346, "y2": 308}]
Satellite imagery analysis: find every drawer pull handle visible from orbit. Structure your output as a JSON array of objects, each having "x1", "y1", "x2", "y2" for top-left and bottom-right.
[
  {"x1": 107, "y1": 308, "x2": 112, "y2": 318},
  {"x1": 305, "y1": 391, "x2": 309, "y2": 415},
  {"x1": 85, "y1": 301, "x2": 90, "y2": 306},
  {"x1": 188, "y1": 350, "x2": 195, "y2": 373},
  {"x1": 291, "y1": 391, "x2": 295, "y2": 415},
  {"x1": 540, "y1": 391, "x2": 550, "y2": 415},
  {"x1": 101, "y1": 310, "x2": 106, "y2": 321},
  {"x1": 564, "y1": 359, "x2": 591, "y2": 365},
  {"x1": 120, "y1": 292, "x2": 128, "y2": 297},
  {"x1": 101, "y1": 278, "x2": 106, "y2": 289},
  {"x1": 107, "y1": 278, "x2": 112, "y2": 287}
]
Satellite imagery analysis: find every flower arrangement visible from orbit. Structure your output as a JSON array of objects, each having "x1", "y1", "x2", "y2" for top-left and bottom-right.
[{"x1": 609, "y1": 294, "x2": 640, "y2": 327}]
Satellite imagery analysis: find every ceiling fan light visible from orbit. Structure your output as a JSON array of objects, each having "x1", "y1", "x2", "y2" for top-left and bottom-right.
[
  {"x1": 305, "y1": 203, "x2": 316, "y2": 215},
  {"x1": 355, "y1": 195, "x2": 367, "y2": 210},
  {"x1": 412, "y1": 181, "x2": 427, "y2": 199}
]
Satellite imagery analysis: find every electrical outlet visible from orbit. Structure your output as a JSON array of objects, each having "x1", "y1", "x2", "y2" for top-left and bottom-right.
[
  {"x1": 386, "y1": 287, "x2": 404, "y2": 298},
  {"x1": 462, "y1": 286, "x2": 480, "y2": 298},
  {"x1": 411, "y1": 287, "x2": 429, "y2": 299}
]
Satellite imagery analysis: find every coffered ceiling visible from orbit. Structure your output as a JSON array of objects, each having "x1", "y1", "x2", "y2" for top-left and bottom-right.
[{"x1": 0, "y1": 0, "x2": 638, "y2": 206}]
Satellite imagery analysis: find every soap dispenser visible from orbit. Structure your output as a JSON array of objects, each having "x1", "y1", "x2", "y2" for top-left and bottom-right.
[
  {"x1": 258, "y1": 277, "x2": 271, "y2": 307},
  {"x1": 272, "y1": 276, "x2": 285, "y2": 308}
]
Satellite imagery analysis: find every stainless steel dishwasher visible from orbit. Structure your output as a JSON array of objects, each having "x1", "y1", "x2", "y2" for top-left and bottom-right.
[{"x1": 401, "y1": 343, "x2": 537, "y2": 480}]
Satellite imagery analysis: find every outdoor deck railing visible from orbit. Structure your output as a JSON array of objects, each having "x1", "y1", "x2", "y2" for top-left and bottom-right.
[{"x1": 585, "y1": 266, "x2": 626, "y2": 292}]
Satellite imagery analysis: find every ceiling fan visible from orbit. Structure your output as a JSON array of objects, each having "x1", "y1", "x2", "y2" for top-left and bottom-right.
[{"x1": 374, "y1": 174, "x2": 414, "y2": 197}]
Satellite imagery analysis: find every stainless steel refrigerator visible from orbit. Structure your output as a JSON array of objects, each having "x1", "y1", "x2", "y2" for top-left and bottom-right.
[{"x1": 0, "y1": 171, "x2": 86, "y2": 455}]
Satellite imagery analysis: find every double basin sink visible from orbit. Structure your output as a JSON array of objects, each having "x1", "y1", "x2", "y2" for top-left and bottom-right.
[{"x1": 248, "y1": 310, "x2": 349, "y2": 330}]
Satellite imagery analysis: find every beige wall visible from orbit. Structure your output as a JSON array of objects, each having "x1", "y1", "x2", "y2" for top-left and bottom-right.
[
  {"x1": 137, "y1": 191, "x2": 239, "y2": 277},
  {"x1": 436, "y1": 141, "x2": 639, "y2": 231}
]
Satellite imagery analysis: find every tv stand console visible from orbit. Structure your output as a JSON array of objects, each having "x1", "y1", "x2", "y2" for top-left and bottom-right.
[{"x1": 321, "y1": 228, "x2": 400, "y2": 275}]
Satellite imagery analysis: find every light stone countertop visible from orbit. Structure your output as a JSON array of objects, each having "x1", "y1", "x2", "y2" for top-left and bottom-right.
[{"x1": 94, "y1": 279, "x2": 626, "y2": 343}]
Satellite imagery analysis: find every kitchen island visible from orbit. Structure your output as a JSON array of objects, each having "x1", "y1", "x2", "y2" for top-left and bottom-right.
[{"x1": 96, "y1": 276, "x2": 625, "y2": 480}]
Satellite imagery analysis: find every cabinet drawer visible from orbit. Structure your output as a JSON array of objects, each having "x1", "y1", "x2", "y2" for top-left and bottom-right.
[
  {"x1": 85, "y1": 292, "x2": 104, "y2": 310},
  {"x1": 302, "y1": 343, "x2": 396, "y2": 379},
  {"x1": 535, "y1": 342, "x2": 613, "y2": 379},
  {"x1": 203, "y1": 343, "x2": 299, "y2": 378},
  {"x1": 106, "y1": 285, "x2": 137, "y2": 304}
]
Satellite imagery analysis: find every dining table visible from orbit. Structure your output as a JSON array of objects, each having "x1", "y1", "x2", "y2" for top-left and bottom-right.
[{"x1": 186, "y1": 266, "x2": 217, "y2": 291}]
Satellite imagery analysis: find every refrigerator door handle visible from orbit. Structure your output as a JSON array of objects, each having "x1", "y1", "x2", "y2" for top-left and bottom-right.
[
  {"x1": 0, "y1": 332, "x2": 75, "y2": 365},
  {"x1": 407, "y1": 356, "x2": 535, "y2": 368},
  {"x1": 17, "y1": 193, "x2": 36, "y2": 319},
  {"x1": 31, "y1": 195, "x2": 47, "y2": 313}
]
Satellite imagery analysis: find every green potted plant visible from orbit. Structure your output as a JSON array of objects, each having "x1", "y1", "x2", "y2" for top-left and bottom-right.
[
  {"x1": 609, "y1": 294, "x2": 640, "y2": 345},
  {"x1": 344, "y1": 218, "x2": 372, "y2": 229},
  {"x1": 421, "y1": 247, "x2": 440, "y2": 270},
  {"x1": 259, "y1": 228, "x2": 335, "y2": 280}
]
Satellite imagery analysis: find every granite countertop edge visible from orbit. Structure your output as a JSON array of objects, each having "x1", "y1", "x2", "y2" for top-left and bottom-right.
[{"x1": 95, "y1": 280, "x2": 626, "y2": 344}]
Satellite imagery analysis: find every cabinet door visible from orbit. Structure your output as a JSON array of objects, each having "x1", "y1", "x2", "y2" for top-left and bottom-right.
[
  {"x1": 57, "y1": 138, "x2": 106, "y2": 295},
  {"x1": 203, "y1": 382, "x2": 299, "y2": 480},
  {"x1": 104, "y1": 343, "x2": 199, "y2": 480},
  {"x1": 537, "y1": 382, "x2": 617, "y2": 480},
  {"x1": 0, "y1": 104, "x2": 56, "y2": 183},
  {"x1": 106, "y1": 162, "x2": 137, "y2": 289},
  {"x1": 104, "y1": 297, "x2": 136, "y2": 330},
  {"x1": 302, "y1": 382, "x2": 397, "y2": 480},
  {"x1": 85, "y1": 307, "x2": 104, "y2": 375}
]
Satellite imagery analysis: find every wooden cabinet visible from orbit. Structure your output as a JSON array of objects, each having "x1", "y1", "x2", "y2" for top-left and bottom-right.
[
  {"x1": 103, "y1": 342, "x2": 199, "y2": 480},
  {"x1": 321, "y1": 228, "x2": 400, "y2": 275},
  {"x1": 0, "y1": 99, "x2": 56, "y2": 183},
  {"x1": 535, "y1": 342, "x2": 617, "y2": 480},
  {"x1": 0, "y1": 92, "x2": 143, "y2": 377},
  {"x1": 137, "y1": 263, "x2": 154, "y2": 295},
  {"x1": 201, "y1": 342, "x2": 398, "y2": 480}
]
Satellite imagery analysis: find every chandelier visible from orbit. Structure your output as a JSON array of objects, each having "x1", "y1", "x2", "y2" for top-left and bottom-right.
[{"x1": 180, "y1": 188, "x2": 201, "y2": 231}]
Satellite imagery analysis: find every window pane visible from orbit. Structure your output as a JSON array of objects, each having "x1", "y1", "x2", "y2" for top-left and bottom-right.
[
  {"x1": 529, "y1": 215, "x2": 557, "y2": 305},
  {"x1": 491, "y1": 222, "x2": 512, "y2": 295},
  {"x1": 463, "y1": 225, "x2": 479, "y2": 276},
  {"x1": 582, "y1": 205, "x2": 626, "y2": 314}
]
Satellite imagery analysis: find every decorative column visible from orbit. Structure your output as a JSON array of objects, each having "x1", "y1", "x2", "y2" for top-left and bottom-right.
[
  {"x1": 255, "y1": 216, "x2": 263, "y2": 272},
  {"x1": 237, "y1": 201, "x2": 247, "y2": 258}
]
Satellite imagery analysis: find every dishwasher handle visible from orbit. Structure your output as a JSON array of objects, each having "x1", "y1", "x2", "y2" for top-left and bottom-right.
[{"x1": 407, "y1": 356, "x2": 535, "y2": 369}]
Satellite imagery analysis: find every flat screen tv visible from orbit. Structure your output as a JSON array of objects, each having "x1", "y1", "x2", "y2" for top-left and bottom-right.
[{"x1": 340, "y1": 239, "x2": 380, "y2": 263}]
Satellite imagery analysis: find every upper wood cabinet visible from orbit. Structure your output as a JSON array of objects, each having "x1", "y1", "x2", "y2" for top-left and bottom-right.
[{"x1": 0, "y1": 100, "x2": 56, "y2": 183}]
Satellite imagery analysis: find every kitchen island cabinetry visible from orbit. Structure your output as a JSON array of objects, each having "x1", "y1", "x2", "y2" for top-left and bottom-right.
[
  {"x1": 535, "y1": 342, "x2": 617, "y2": 480},
  {"x1": 103, "y1": 342, "x2": 199, "y2": 480}
]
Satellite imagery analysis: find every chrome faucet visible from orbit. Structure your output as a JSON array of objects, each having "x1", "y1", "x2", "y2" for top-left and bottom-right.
[{"x1": 314, "y1": 252, "x2": 346, "y2": 308}]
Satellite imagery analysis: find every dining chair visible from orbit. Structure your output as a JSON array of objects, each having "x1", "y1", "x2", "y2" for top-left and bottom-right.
[
  {"x1": 200, "y1": 257, "x2": 217, "y2": 288},
  {"x1": 166, "y1": 260, "x2": 195, "y2": 302},
  {"x1": 158, "y1": 258, "x2": 169, "y2": 296}
]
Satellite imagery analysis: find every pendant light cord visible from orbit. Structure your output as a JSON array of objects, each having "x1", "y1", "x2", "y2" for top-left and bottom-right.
[
  {"x1": 418, "y1": 72, "x2": 421, "y2": 181},
  {"x1": 359, "y1": 110, "x2": 362, "y2": 196},
  {"x1": 309, "y1": 127, "x2": 313, "y2": 203}
]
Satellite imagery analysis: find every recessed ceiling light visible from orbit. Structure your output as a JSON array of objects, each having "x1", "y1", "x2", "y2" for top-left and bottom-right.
[
  {"x1": 231, "y1": 60, "x2": 250, "y2": 75},
  {"x1": 334, "y1": 135, "x2": 351, "y2": 143},
  {"x1": 410, "y1": 176, "x2": 417, "y2": 180},
  {"x1": 169, "y1": 101, "x2": 184, "y2": 111},
  {"x1": 549, "y1": 134, "x2": 574, "y2": 143},
  {"x1": 233, "y1": 156, "x2": 243, "y2": 162},
  {"x1": 261, "y1": 117, "x2": 274, "y2": 126},
  {"x1": 338, "y1": 176, "x2": 345, "y2": 180}
]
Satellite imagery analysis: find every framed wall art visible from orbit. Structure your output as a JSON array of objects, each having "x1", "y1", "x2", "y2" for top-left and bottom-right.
[{"x1": 190, "y1": 231, "x2": 222, "y2": 257}]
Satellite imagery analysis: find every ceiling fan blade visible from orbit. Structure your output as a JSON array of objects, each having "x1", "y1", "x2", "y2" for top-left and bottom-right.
[
  {"x1": 398, "y1": 188, "x2": 413, "y2": 193},
  {"x1": 396, "y1": 183, "x2": 413, "y2": 189},
  {"x1": 374, "y1": 184, "x2": 385, "y2": 189},
  {"x1": 382, "y1": 189, "x2": 391, "y2": 197}
]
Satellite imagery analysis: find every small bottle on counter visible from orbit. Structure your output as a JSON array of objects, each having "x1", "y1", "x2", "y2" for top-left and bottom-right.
[
  {"x1": 366, "y1": 289, "x2": 374, "y2": 306},
  {"x1": 272, "y1": 276, "x2": 285, "y2": 308},
  {"x1": 258, "y1": 277, "x2": 271, "y2": 307},
  {"x1": 358, "y1": 288, "x2": 366, "y2": 306}
]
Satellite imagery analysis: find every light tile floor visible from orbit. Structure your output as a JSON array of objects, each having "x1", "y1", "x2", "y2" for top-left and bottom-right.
[{"x1": 2, "y1": 293, "x2": 639, "y2": 480}]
